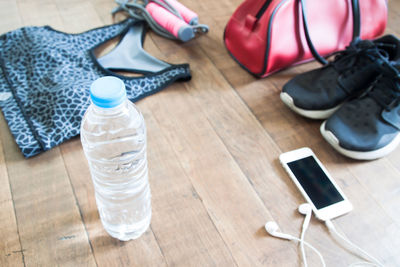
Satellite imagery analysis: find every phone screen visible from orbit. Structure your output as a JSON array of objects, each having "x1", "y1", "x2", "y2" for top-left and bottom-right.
[{"x1": 287, "y1": 156, "x2": 344, "y2": 209}]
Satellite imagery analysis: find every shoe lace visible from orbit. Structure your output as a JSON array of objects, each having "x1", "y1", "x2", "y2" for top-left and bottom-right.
[
  {"x1": 368, "y1": 62, "x2": 400, "y2": 111},
  {"x1": 329, "y1": 38, "x2": 393, "y2": 76}
]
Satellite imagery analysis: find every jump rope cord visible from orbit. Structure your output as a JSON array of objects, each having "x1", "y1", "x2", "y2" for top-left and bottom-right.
[
  {"x1": 113, "y1": 0, "x2": 176, "y2": 40},
  {"x1": 113, "y1": 0, "x2": 208, "y2": 41}
]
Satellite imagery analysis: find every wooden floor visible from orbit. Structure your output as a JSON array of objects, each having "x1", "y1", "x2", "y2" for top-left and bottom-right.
[{"x1": 1, "y1": 0, "x2": 400, "y2": 266}]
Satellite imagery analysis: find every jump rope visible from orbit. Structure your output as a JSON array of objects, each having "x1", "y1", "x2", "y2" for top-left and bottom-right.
[
  {"x1": 112, "y1": 0, "x2": 209, "y2": 42},
  {"x1": 265, "y1": 204, "x2": 384, "y2": 267}
]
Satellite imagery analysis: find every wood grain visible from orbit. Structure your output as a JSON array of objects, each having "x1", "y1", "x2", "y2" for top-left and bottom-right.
[
  {"x1": 144, "y1": 107, "x2": 236, "y2": 266},
  {"x1": 146, "y1": 12, "x2": 368, "y2": 266},
  {"x1": 0, "y1": 115, "x2": 96, "y2": 266},
  {"x1": 1, "y1": 0, "x2": 400, "y2": 266},
  {"x1": 0, "y1": 5, "x2": 25, "y2": 262},
  {"x1": 145, "y1": 86, "x2": 298, "y2": 266},
  {"x1": 0, "y1": 119, "x2": 24, "y2": 267}
]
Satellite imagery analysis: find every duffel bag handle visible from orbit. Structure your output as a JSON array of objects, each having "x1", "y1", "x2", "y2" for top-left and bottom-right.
[{"x1": 300, "y1": 0, "x2": 360, "y2": 65}]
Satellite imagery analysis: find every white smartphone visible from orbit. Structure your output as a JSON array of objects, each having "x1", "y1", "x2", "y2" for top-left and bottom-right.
[{"x1": 279, "y1": 147, "x2": 353, "y2": 221}]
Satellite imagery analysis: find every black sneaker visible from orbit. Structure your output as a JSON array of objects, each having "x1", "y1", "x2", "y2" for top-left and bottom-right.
[
  {"x1": 320, "y1": 61, "x2": 400, "y2": 160},
  {"x1": 280, "y1": 35, "x2": 400, "y2": 119}
]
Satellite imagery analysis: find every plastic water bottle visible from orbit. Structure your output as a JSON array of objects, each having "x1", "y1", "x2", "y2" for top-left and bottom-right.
[{"x1": 80, "y1": 76, "x2": 151, "y2": 241}]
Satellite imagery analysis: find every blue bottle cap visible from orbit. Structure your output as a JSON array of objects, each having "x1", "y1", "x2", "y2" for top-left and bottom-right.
[{"x1": 90, "y1": 76, "x2": 127, "y2": 108}]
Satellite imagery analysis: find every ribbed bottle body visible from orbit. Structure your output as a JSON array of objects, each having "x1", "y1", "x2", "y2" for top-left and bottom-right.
[{"x1": 81, "y1": 100, "x2": 151, "y2": 241}]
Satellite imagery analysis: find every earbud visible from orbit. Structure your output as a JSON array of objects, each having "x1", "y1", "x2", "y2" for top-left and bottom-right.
[
  {"x1": 264, "y1": 221, "x2": 279, "y2": 233},
  {"x1": 265, "y1": 205, "x2": 327, "y2": 267},
  {"x1": 298, "y1": 203, "x2": 312, "y2": 230},
  {"x1": 298, "y1": 203, "x2": 312, "y2": 215},
  {"x1": 297, "y1": 203, "x2": 313, "y2": 267},
  {"x1": 264, "y1": 221, "x2": 295, "y2": 241}
]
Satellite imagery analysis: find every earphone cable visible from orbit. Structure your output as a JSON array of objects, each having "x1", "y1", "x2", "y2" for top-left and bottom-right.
[
  {"x1": 325, "y1": 220, "x2": 384, "y2": 267},
  {"x1": 300, "y1": 217, "x2": 309, "y2": 267},
  {"x1": 291, "y1": 236, "x2": 326, "y2": 267},
  {"x1": 300, "y1": 228, "x2": 308, "y2": 267}
]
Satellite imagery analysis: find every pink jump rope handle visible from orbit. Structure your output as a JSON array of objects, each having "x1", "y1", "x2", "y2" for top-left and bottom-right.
[
  {"x1": 160, "y1": 0, "x2": 199, "y2": 25},
  {"x1": 146, "y1": 2, "x2": 194, "y2": 41}
]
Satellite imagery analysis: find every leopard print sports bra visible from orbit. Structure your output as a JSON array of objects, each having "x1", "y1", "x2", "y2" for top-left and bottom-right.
[{"x1": 0, "y1": 19, "x2": 191, "y2": 158}]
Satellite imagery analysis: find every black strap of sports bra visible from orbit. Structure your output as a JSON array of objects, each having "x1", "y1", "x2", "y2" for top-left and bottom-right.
[{"x1": 300, "y1": 0, "x2": 361, "y2": 65}]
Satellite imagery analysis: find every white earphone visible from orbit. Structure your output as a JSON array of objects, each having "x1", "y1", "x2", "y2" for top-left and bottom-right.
[
  {"x1": 264, "y1": 222, "x2": 325, "y2": 267},
  {"x1": 264, "y1": 221, "x2": 296, "y2": 240},
  {"x1": 298, "y1": 203, "x2": 312, "y2": 220},
  {"x1": 298, "y1": 203, "x2": 312, "y2": 267},
  {"x1": 264, "y1": 202, "x2": 312, "y2": 241},
  {"x1": 264, "y1": 203, "x2": 324, "y2": 267},
  {"x1": 265, "y1": 203, "x2": 383, "y2": 267}
]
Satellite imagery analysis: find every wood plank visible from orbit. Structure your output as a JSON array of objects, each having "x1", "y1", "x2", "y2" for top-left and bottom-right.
[
  {"x1": 88, "y1": 0, "x2": 119, "y2": 25},
  {"x1": 223, "y1": 64, "x2": 400, "y2": 266},
  {"x1": 133, "y1": 30, "x2": 304, "y2": 262},
  {"x1": 202, "y1": 25, "x2": 400, "y2": 267},
  {"x1": 145, "y1": 83, "x2": 300, "y2": 266},
  {"x1": 155, "y1": 1, "x2": 400, "y2": 266},
  {"x1": 16, "y1": 0, "x2": 64, "y2": 29},
  {"x1": 148, "y1": 39, "x2": 356, "y2": 266},
  {"x1": 0, "y1": 1, "x2": 24, "y2": 266},
  {"x1": 0, "y1": 0, "x2": 22, "y2": 32},
  {"x1": 0, "y1": 120, "x2": 24, "y2": 267},
  {"x1": 216, "y1": 39, "x2": 400, "y2": 267},
  {"x1": 0, "y1": 114, "x2": 96, "y2": 266},
  {"x1": 143, "y1": 106, "x2": 237, "y2": 266},
  {"x1": 54, "y1": 0, "x2": 103, "y2": 33},
  {"x1": 314, "y1": 152, "x2": 400, "y2": 266},
  {"x1": 145, "y1": 5, "x2": 351, "y2": 266},
  {"x1": 138, "y1": 16, "x2": 304, "y2": 265},
  {"x1": 348, "y1": 159, "x2": 400, "y2": 224}
]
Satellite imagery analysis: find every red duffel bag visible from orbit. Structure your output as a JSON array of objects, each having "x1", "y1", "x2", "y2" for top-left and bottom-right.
[{"x1": 224, "y1": 0, "x2": 387, "y2": 77}]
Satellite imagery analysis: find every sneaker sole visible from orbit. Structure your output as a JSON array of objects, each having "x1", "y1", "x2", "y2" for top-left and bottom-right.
[
  {"x1": 320, "y1": 121, "x2": 400, "y2": 160},
  {"x1": 280, "y1": 92, "x2": 341, "y2": 119}
]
